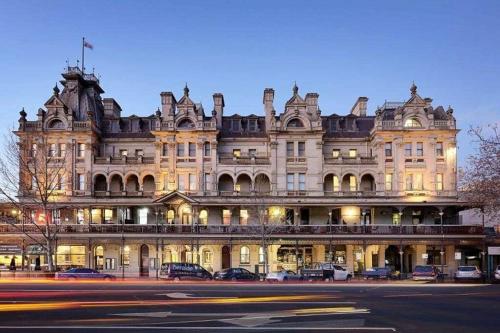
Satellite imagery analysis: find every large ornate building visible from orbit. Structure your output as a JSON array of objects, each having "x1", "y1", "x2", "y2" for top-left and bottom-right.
[{"x1": 0, "y1": 66, "x2": 488, "y2": 277}]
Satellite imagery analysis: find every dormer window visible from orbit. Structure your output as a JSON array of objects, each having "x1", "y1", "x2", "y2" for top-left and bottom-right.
[
  {"x1": 231, "y1": 119, "x2": 241, "y2": 131},
  {"x1": 248, "y1": 119, "x2": 258, "y2": 132},
  {"x1": 287, "y1": 118, "x2": 304, "y2": 128},
  {"x1": 404, "y1": 117, "x2": 422, "y2": 128}
]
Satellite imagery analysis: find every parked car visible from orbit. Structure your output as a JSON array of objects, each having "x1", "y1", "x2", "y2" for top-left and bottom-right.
[
  {"x1": 454, "y1": 266, "x2": 483, "y2": 281},
  {"x1": 412, "y1": 265, "x2": 442, "y2": 281},
  {"x1": 55, "y1": 268, "x2": 115, "y2": 280},
  {"x1": 213, "y1": 268, "x2": 258, "y2": 281},
  {"x1": 494, "y1": 265, "x2": 500, "y2": 282},
  {"x1": 265, "y1": 269, "x2": 302, "y2": 282},
  {"x1": 361, "y1": 267, "x2": 397, "y2": 280},
  {"x1": 301, "y1": 263, "x2": 351, "y2": 281},
  {"x1": 159, "y1": 262, "x2": 212, "y2": 281}
]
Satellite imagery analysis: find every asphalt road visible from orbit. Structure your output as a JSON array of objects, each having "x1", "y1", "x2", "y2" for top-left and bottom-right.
[{"x1": 0, "y1": 279, "x2": 498, "y2": 333}]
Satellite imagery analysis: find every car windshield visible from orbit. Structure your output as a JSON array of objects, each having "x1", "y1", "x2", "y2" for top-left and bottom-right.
[
  {"x1": 458, "y1": 266, "x2": 476, "y2": 271},
  {"x1": 65, "y1": 268, "x2": 78, "y2": 273},
  {"x1": 415, "y1": 266, "x2": 433, "y2": 272}
]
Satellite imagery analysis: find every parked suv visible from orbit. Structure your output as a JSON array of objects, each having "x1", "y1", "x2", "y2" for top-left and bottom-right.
[
  {"x1": 159, "y1": 262, "x2": 212, "y2": 281},
  {"x1": 454, "y1": 266, "x2": 483, "y2": 282},
  {"x1": 494, "y1": 265, "x2": 500, "y2": 282}
]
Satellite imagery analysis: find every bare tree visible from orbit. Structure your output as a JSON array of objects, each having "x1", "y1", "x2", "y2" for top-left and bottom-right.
[
  {"x1": 461, "y1": 124, "x2": 500, "y2": 220},
  {"x1": 0, "y1": 130, "x2": 70, "y2": 271}
]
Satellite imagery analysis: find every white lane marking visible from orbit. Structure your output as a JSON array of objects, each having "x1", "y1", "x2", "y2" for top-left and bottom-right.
[{"x1": 0, "y1": 326, "x2": 397, "y2": 331}]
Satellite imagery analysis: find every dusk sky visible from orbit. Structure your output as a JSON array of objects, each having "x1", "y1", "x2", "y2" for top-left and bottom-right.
[{"x1": 1, "y1": 0, "x2": 499, "y2": 166}]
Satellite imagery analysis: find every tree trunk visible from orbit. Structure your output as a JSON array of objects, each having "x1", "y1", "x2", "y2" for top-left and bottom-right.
[{"x1": 46, "y1": 238, "x2": 55, "y2": 272}]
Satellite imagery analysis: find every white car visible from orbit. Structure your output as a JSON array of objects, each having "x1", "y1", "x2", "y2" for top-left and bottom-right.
[
  {"x1": 454, "y1": 266, "x2": 483, "y2": 281},
  {"x1": 265, "y1": 270, "x2": 302, "y2": 282},
  {"x1": 494, "y1": 265, "x2": 500, "y2": 281}
]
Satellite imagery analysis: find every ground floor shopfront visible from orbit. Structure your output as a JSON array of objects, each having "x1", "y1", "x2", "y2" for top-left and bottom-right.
[{"x1": 4, "y1": 238, "x2": 485, "y2": 278}]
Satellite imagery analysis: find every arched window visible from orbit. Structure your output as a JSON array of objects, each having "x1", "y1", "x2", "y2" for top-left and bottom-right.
[
  {"x1": 287, "y1": 118, "x2": 304, "y2": 128},
  {"x1": 199, "y1": 209, "x2": 208, "y2": 225},
  {"x1": 404, "y1": 117, "x2": 422, "y2": 128},
  {"x1": 258, "y1": 247, "x2": 265, "y2": 264},
  {"x1": 48, "y1": 119, "x2": 64, "y2": 129},
  {"x1": 177, "y1": 118, "x2": 195, "y2": 129},
  {"x1": 240, "y1": 246, "x2": 250, "y2": 264}
]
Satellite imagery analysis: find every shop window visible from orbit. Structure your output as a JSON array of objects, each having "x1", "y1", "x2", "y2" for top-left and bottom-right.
[
  {"x1": 122, "y1": 246, "x2": 130, "y2": 267},
  {"x1": 56, "y1": 245, "x2": 86, "y2": 268},
  {"x1": 426, "y1": 247, "x2": 445, "y2": 265},
  {"x1": 166, "y1": 210, "x2": 175, "y2": 224},
  {"x1": 105, "y1": 258, "x2": 116, "y2": 270},
  {"x1": 259, "y1": 247, "x2": 265, "y2": 264},
  {"x1": 202, "y1": 250, "x2": 212, "y2": 265},
  {"x1": 240, "y1": 246, "x2": 250, "y2": 264}
]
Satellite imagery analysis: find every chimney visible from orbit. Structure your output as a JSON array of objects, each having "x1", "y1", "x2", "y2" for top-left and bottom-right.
[
  {"x1": 213, "y1": 93, "x2": 224, "y2": 128},
  {"x1": 424, "y1": 97, "x2": 433, "y2": 107},
  {"x1": 263, "y1": 88, "x2": 275, "y2": 129},
  {"x1": 160, "y1": 92, "x2": 176, "y2": 118},
  {"x1": 350, "y1": 97, "x2": 368, "y2": 117},
  {"x1": 305, "y1": 93, "x2": 319, "y2": 116}
]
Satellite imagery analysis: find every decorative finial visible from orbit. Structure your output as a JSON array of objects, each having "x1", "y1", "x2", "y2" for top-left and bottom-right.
[
  {"x1": 293, "y1": 81, "x2": 298, "y2": 95},
  {"x1": 184, "y1": 83, "x2": 189, "y2": 96},
  {"x1": 53, "y1": 83, "x2": 60, "y2": 96},
  {"x1": 19, "y1": 107, "x2": 27, "y2": 119},
  {"x1": 410, "y1": 82, "x2": 417, "y2": 96},
  {"x1": 76, "y1": 59, "x2": 80, "y2": 68}
]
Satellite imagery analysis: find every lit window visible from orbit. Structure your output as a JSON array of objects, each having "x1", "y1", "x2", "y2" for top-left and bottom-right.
[
  {"x1": 119, "y1": 149, "x2": 128, "y2": 157},
  {"x1": 416, "y1": 142, "x2": 423, "y2": 156},
  {"x1": 298, "y1": 142, "x2": 305, "y2": 157},
  {"x1": 406, "y1": 173, "x2": 423, "y2": 190},
  {"x1": 349, "y1": 175, "x2": 357, "y2": 192},
  {"x1": 385, "y1": 142, "x2": 392, "y2": 157},
  {"x1": 385, "y1": 173, "x2": 393, "y2": 191},
  {"x1": 436, "y1": 173, "x2": 443, "y2": 191},
  {"x1": 122, "y1": 245, "x2": 130, "y2": 267},
  {"x1": 333, "y1": 175, "x2": 340, "y2": 192},
  {"x1": 49, "y1": 143, "x2": 57, "y2": 157},
  {"x1": 349, "y1": 149, "x2": 357, "y2": 158},
  {"x1": 405, "y1": 143, "x2": 412, "y2": 157},
  {"x1": 392, "y1": 213, "x2": 401, "y2": 225},
  {"x1": 436, "y1": 142, "x2": 444, "y2": 157},
  {"x1": 287, "y1": 173, "x2": 294, "y2": 191},
  {"x1": 166, "y1": 210, "x2": 175, "y2": 224},
  {"x1": 222, "y1": 209, "x2": 232, "y2": 225},
  {"x1": 78, "y1": 174, "x2": 85, "y2": 191},
  {"x1": 233, "y1": 149, "x2": 241, "y2": 158},
  {"x1": 239, "y1": 209, "x2": 248, "y2": 225},
  {"x1": 332, "y1": 149, "x2": 340, "y2": 158},
  {"x1": 199, "y1": 209, "x2": 208, "y2": 225},
  {"x1": 404, "y1": 117, "x2": 422, "y2": 128},
  {"x1": 240, "y1": 246, "x2": 250, "y2": 264},
  {"x1": 286, "y1": 142, "x2": 294, "y2": 157},
  {"x1": 77, "y1": 143, "x2": 85, "y2": 157}
]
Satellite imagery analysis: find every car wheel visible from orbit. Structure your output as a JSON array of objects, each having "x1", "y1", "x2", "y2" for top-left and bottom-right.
[{"x1": 283, "y1": 277, "x2": 288, "y2": 282}]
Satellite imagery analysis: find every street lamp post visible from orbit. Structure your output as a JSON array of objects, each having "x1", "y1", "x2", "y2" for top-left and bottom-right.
[
  {"x1": 439, "y1": 210, "x2": 445, "y2": 280},
  {"x1": 155, "y1": 209, "x2": 159, "y2": 280},
  {"x1": 328, "y1": 211, "x2": 332, "y2": 263}
]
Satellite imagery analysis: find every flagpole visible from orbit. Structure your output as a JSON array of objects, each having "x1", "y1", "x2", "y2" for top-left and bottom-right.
[{"x1": 82, "y1": 37, "x2": 85, "y2": 74}]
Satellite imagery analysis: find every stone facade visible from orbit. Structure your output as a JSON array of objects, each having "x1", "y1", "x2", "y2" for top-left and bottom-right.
[{"x1": 1, "y1": 66, "x2": 487, "y2": 277}]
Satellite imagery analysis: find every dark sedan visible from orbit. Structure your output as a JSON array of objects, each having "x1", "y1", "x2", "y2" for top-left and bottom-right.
[
  {"x1": 361, "y1": 267, "x2": 397, "y2": 280},
  {"x1": 55, "y1": 268, "x2": 116, "y2": 280},
  {"x1": 213, "y1": 268, "x2": 259, "y2": 281}
]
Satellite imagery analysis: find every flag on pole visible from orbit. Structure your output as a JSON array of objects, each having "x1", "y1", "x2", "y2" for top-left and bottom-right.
[{"x1": 83, "y1": 40, "x2": 94, "y2": 50}]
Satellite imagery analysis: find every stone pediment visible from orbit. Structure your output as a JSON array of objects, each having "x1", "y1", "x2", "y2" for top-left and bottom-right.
[{"x1": 153, "y1": 191, "x2": 198, "y2": 205}]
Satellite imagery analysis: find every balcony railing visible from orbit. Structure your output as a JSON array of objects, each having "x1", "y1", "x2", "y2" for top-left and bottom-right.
[
  {"x1": 0, "y1": 224, "x2": 484, "y2": 236},
  {"x1": 218, "y1": 154, "x2": 270, "y2": 165},
  {"x1": 94, "y1": 156, "x2": 155, "y2": 165},
  {"x1": 324, "y1": 155, "x2": 377, "y2": 165}
]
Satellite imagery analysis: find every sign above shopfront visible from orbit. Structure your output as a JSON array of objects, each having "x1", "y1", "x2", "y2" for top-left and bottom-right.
[
  {"x1": 488, "y1": 247, "x2": 500, "y2": 255},
  {"x1": 0, "y1": 245, "x2": 21, "y2": 253}
]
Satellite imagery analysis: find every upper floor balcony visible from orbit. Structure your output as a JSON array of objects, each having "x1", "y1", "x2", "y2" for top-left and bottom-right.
[
  {"x1": 218, "y1": 153, "x2": 270, "y2": 165},
  {"x1": 94, "y1": 155, "x2": 155, "y2": 165},
  {"x1": 324, "y1": 154, "x2": 377, "y2": 165}
]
